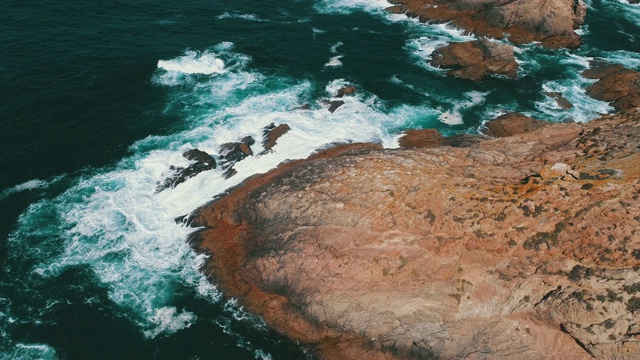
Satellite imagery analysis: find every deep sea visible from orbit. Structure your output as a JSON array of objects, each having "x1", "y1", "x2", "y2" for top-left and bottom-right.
[{"x1": 1, "y1": 0, "x2": 639, "y2": 358}]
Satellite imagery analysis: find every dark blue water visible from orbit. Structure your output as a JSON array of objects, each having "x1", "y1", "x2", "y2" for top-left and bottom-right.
[{"x1": 1, "y1": 0, "x2": 638, "y2": 358}]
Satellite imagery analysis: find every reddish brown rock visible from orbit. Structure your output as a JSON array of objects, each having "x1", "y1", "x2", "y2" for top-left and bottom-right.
[
  {"x1": 431, "y1": 39, "x2": 519, "y2": 81},
  {"x1": 388, "y1": 0, "x2": 586, "y2": 49},
  {"x1": 189, "y1": 109, "x2": 640, "y2": 359},
  {"x1": 262, "y1": 123, "x2": 291, "y2": 152},
  {"x1": 484, "y1": 112, "x2": 550, "y2": 137},
  {"x1": 583, "y1": 63, "x2": 640, "y2": 112},
  {"x1": 336, "y1": 86, "x2": 357, "y2": 97}
]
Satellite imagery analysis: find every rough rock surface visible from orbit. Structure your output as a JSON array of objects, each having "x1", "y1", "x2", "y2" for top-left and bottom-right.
[
  {"x1": 387, "y1": 0, "x2": 587, "y2": 49},
  {"x1": 483, "y1": 112, "x2": 550, "y2": 137},
  {"x1": 431, "y1": 39, "x2": 519, "y2": 81},
  {"x1": 156, "y1": 149, "x2": 216, "y2": 192},
  {"x1": 583, "y1": 64, "x2": 640, "y2": 112},
  {"x1": 219, "y1": 136, "x2": 255, "y2": 178},
  {"x1": 262, "y1": 123, "x2": 291, "y2": 152},
  {"x1": 189, "y1": 109, "x2": 640, "y2": 359}
]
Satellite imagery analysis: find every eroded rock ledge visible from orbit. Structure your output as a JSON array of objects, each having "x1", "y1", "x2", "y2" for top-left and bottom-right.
[{"x1": 188, "y1": 108, "x2": 640, "y2": 359}]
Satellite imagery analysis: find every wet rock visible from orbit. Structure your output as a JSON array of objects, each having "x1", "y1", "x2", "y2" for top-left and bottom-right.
[
  {"x1": 388, "y1": 0, "x2": 586, "y2": 49},
  {"x1": 156, "y1": 148, "x2": 217, "y2": 192},
  {"x1": 262, "y1": 123, "x2": 291, "y2": 152},
  {"x1": 583, "y1": 63, "x2": 640, "y2": 112},
  {"x1": 398, "y1": 129, "x2": 484, "y2": 149},
  {"x1": 321, "y1": 100, "x2": 345, "y2": 113},
  {"x1": 335, "y1": 86, "x2": 357, "y2": 97},
  {"x1": 545, "y1": 92, "x2": 574, "y2": 109},
  {"x1": 484, "y1": 112, "x2": 549, "y2": 137},
  {"x1": 219, "y1": 136, "x2": 255, "y2": 178},
  {"x1": 189, "y1": 109, "x2": 640, "y2": 359},
  {"x1": 293, "y1": 103, "x2": 311, "y2": 110},
  {"x1": 430, "y1": 39, "x2": 518, "y2": 81}
]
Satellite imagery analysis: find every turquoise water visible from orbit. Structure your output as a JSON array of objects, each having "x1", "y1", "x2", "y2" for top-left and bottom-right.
[{"x1": 1, "y1": 0, "x2": 638, "y2": 358}]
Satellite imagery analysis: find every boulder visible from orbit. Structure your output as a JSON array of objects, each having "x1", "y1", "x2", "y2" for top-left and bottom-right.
[
  {"x1": 188, "y1": 109, "x2": 640, "y2": 359},
  {"x1": 430, "y1": 39, "x2": 518, "y2": 81},
  {"x1": 262, "y1": 123, "x2": 291, "y2": 152},
  {"x1": 218, "y1": 136, "x2": 255, "y2": 178},
  {"x1": 156, "y1": 149, "x2": 217, "y2": 192},
  {"x1": 583, "y1": 63, "x2": 640, "y2": 112},
  {"x1": 388, "y1": 0, "x2": 587, "y2": 49},
  {"x1": 484, "y1": 112, "x2": 549, "y2": 137}
]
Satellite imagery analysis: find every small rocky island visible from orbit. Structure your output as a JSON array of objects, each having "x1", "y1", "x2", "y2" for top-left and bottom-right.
[{"x1": 181, "y1": 0, "x2": 640, "y2": 358}]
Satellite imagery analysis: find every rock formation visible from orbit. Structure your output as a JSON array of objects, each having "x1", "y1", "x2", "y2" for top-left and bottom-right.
[
  {"x1": 156, "y1": 149, "x2": 216, "y2": 192},
  {"x1": 387, "y1": 0, "x2": 587, "y2": 49},
  {"x1": 583, "y1": 63, "x2": 640, "y2": 112},
  {"x1": 483, "y1": 112, "x2": 549, "y2": 137},
  {"x1": 545, "y1": 92, "x2": 574, "y2": 110},
  {"x1": 261, "y1": 123, "x2": 291, "y2": 153},
  {"x1": 188, "y1": 108, "x2": 640, "y2": 359},
  {"x1": 430, "y1": 39, "x2": 519, "y2": 81}
]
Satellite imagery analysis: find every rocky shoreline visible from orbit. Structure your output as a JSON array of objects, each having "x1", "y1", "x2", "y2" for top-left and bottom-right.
[{"x1": 180, "y1": 1, "x2": 640, "y2": 358}]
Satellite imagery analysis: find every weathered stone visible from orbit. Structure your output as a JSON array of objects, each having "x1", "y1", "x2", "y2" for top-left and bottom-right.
[
  {"x1": 335, "y1": 86, "x2": 357, "y2": 98},
  {"x1": 484, "y1": 112, "x2": 549, "y2": 137},
  {"x1": 398, "y1": 129, "x2": 485, "y2": 149},
  {"x1": 431, "y1": 38, "x2": 519, "y2": 80},
  {"x1": 262, "y1": 123, "x2": 291, "y2": 152},
  {"x1": 189, "y1": 109, "x2": 640, "y2": 359}
]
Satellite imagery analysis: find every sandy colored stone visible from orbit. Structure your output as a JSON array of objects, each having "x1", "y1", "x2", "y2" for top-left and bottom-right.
[{"x1": 583, "y1": 63, "x2": 640, "y2": 112}]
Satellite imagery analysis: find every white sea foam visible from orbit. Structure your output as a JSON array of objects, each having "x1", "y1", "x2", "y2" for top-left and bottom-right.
[
  {"x1": 1, "y1": 343, "x2": 57, "y2": 360},
  {"x1": 0, "y1": 175, "x2": 64, "y2": 201},
  {"x1": 330, "y1": 41, "x2": 344, "y2": 54},
  {"x1": 438, "y1": 91, "x2": 490, "y2": 126},
  {"x1": 314, "y1": 0, "x2": 393, "y2": 15},
  {"x1": 324, "y1": 55, "x2": 344, "y2": 67},
  {"x1": 156, "y1": 49, "x2": 227, "y2": 86},
  {"x1": 534, "y1": 80, "x2": 613, "y2": 123},
  {"x1": 217, "y1": 12, "x2": 269, "y2": 22}
]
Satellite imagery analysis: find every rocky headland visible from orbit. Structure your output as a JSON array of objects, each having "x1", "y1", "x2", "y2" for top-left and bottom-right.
[
  {"x1": 187, "y1": 104, "x2": 640, "y2": 359},
  {"x1": 179, "y1": 1, "x2": 640, "y2": 359}
]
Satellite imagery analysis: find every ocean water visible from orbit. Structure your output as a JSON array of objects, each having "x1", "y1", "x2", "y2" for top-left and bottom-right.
[{"x1": 0, "y1": 0, "x2": 638, "y2": 358}]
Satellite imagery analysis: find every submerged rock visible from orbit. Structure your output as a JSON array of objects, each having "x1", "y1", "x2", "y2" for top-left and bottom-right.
[
  {"x1": 583, "y1": 63, "x2": 640, "y2": 112},
  {"x1": 388, "y1": 0, "x2": 586, "y2": 49},
  {"x1": 430, "y1": 39, "x2": 519, "y2": 81},
  {"x1": 189, "y1": 109, "x2": 640, "y2": 359}
]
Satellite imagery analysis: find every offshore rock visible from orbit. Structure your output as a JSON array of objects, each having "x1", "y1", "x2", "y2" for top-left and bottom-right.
[
  {"x1": 261, "y1": 123, "x2": 291, "y2": 152},
  {"x1": 483, "y1": 112, "x2": 550, "y2": 137},
  {"x1": 156, "y1": 149, "x2": 216, "y2": 192},
  {"x1": 189, "y1": 109, "x2": 640, "y2": 359},
  {"x1": 388, "y1": 0, "x2": 586, "y2": 49},
  {"x1": 398, "y1": 128, "x2": 485, "y2": 149},
  {"x1": 545, "y1": 91, "x2": 574, "y2": 109},
  {"x1": 583, "y1": 63, "x2": 640, "y2": 112},
  {"x1": 430, "y1": 39, "x2": 519, "y2": 81},
  {"x1": 218, "y1": 136, "x2": 255, "y2": 179}
]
